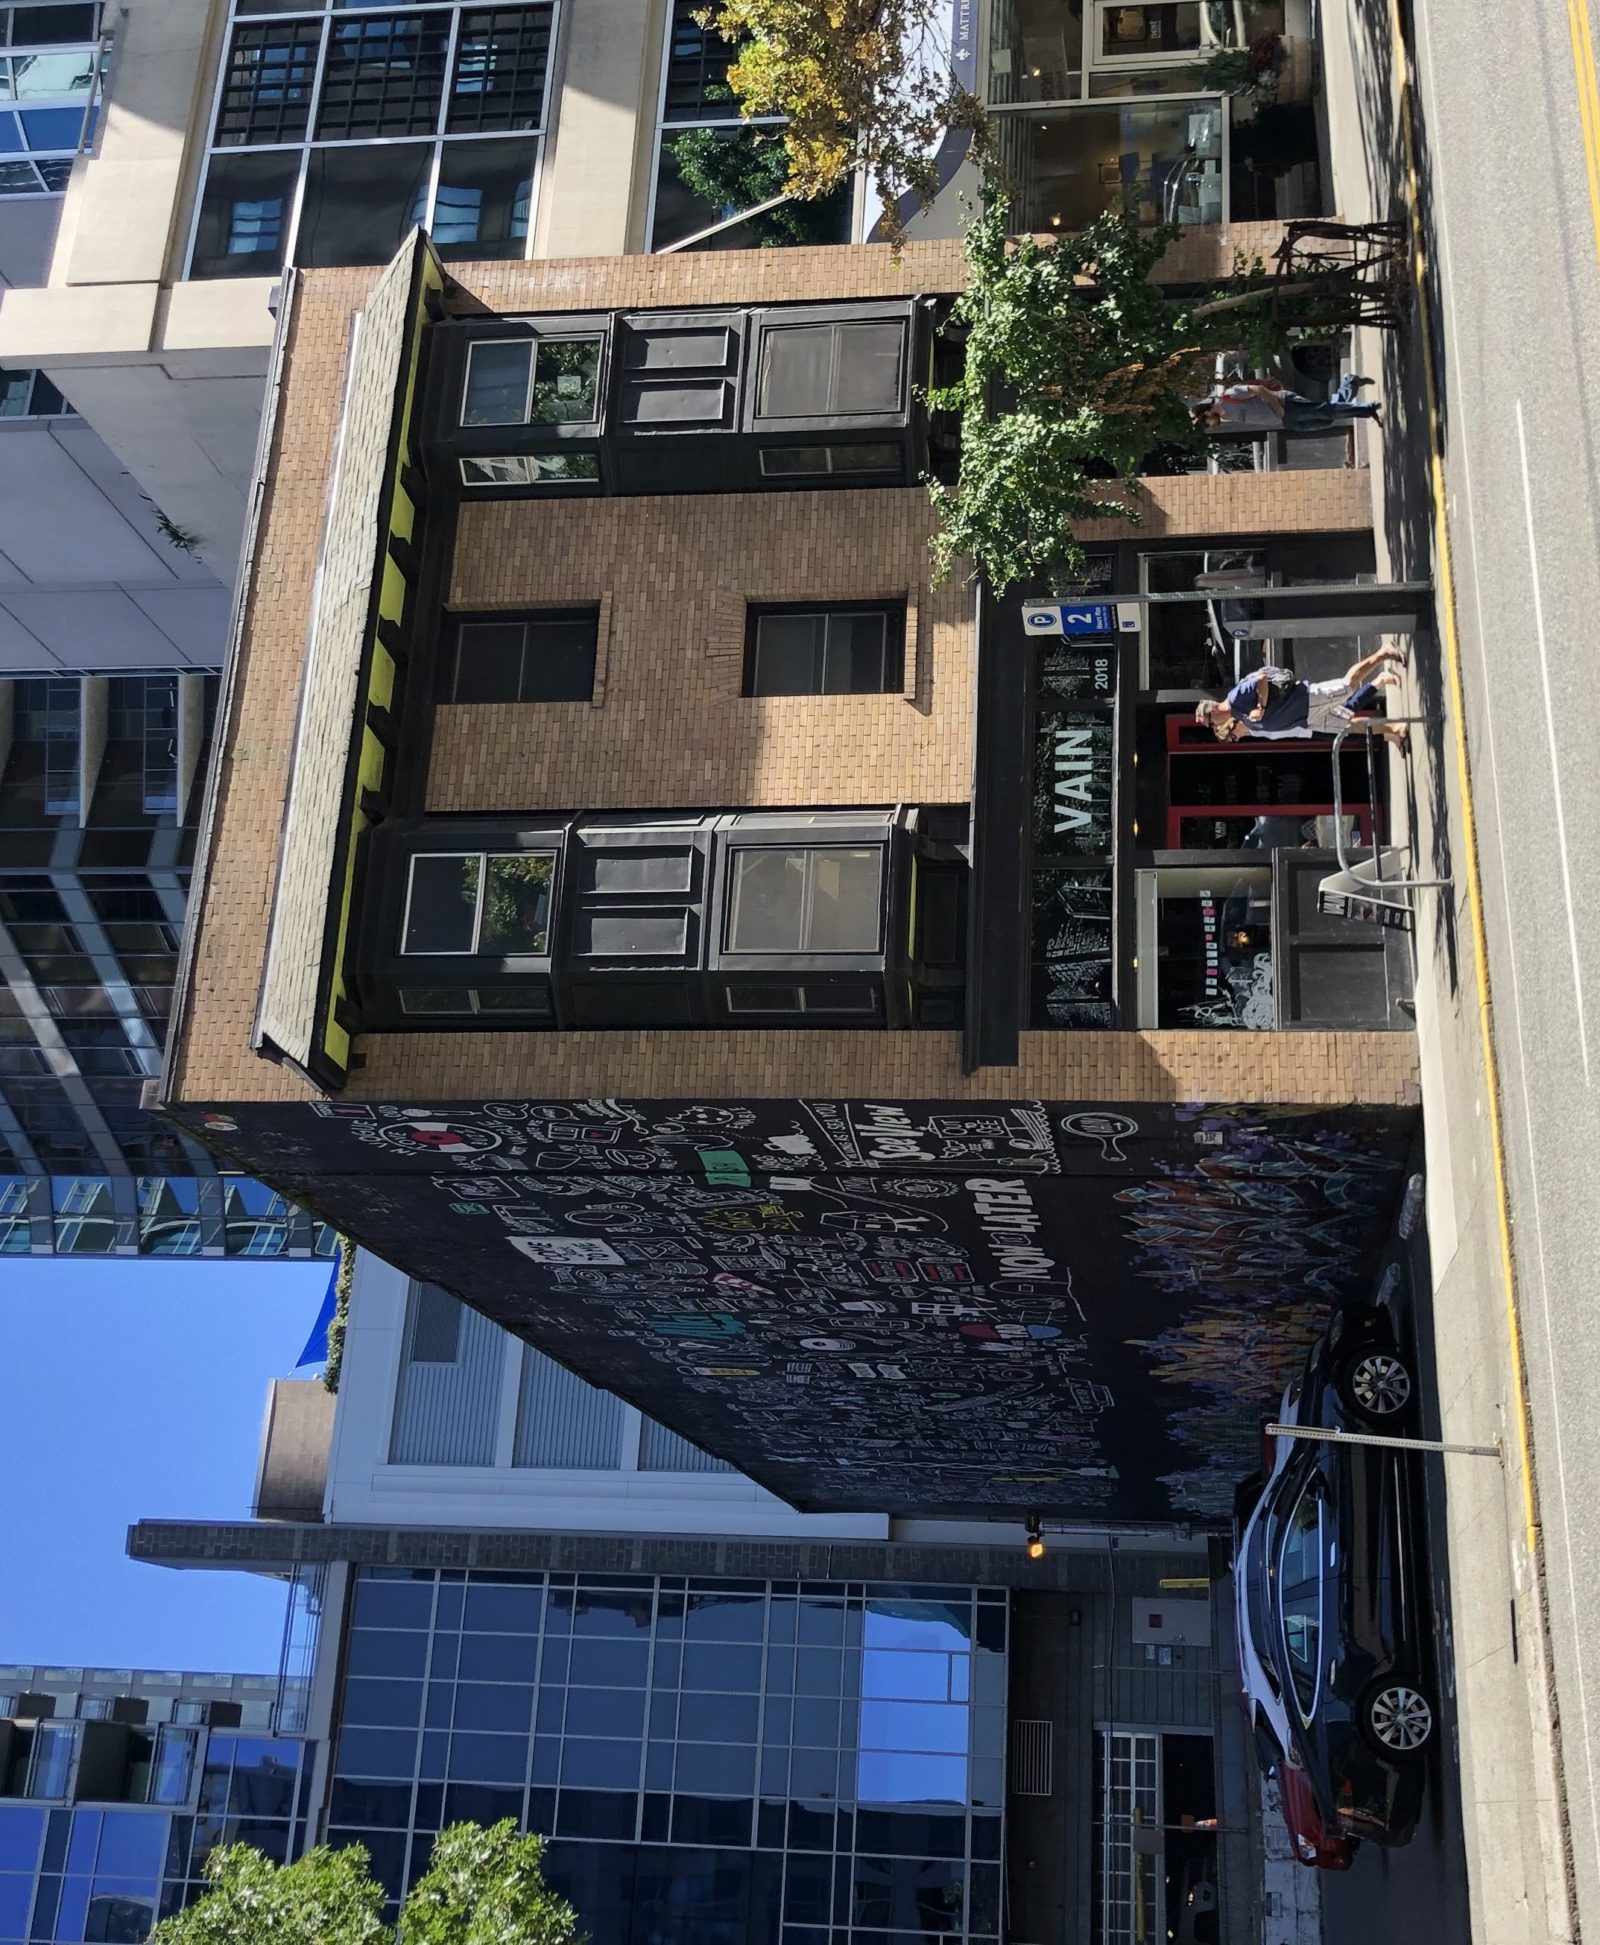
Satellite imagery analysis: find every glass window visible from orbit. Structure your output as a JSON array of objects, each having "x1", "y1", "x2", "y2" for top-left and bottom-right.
[
  {"x1": 1279, "y1": 1487, "x2": 1322, "y2": 1713},
  {"x1": 650, "y1": 124, "x2": 852, "y2": 252},
  {"x1": 755, "y1": 321, "x2": 905, "y2": 420},
  {"x1": 531, "y1": 336, "x2": 602, "y2": 424},
  {"x1": 147, "y1": 1730, "x2": 198, "y2": 1806},
  {"x1": 315, "y1": 12, "x2": 450, "y2": 140},
  {"x1": 190, "y1": 148, "x2": 299, "y2": 278},
  {"x1": 447, "y1": 612, "x2": 598, "y2": 703},
  {"x1": 403, "y1": 854, "x2": 479, "y2": 955},
  {"x1": 212, "y1": 20, "x2": 320, "y2": 146},
  {"x1": 855, "y1": 1749, "x2": 967, "y2": 1804},
  {"x1": 91, "y1": 1811, "x2": 167, "y2": 1880},
  {"x1": 341, "y1": 1679, "x2": 425, "y2": 1730},
  {"x1": 353, "y1": 1575, "x2": 436, "y2": 1632},
  {"x1": 747, "y1": 608, "x2": 899, "y2": 696},
  {"x1": 725, "y1": 846, "x2": 883, "y2": 954},
  {"x1": 0, "y1": 1804, "x2": 45, "y2": 1871},
  {"x1": 432, "y1": 137, "x2": 534, "y2": 258},
  {"x1": 295, "y1": 141, "x2": 432, "y2": 266},
  {"x1": 1140, "y1": 865, "x2": 1273, "y2": 1030},
  {"x1": 460, "y1": 1582, "x2": 542, "y2": 1634},
  {"x1": 451, "y1": 1685, "x2": 534, "y2": 1736},
  {"x1": 757, "y1": 442, "x2": 901, "y2": 478},
  {"x1": 999, "y1": 98, "x2": 1223, "y2": 232},
  {"x1": 447, "y1": 6, "x2": 552, "y2": 132},
  {"x1": 444, "y1": 1732, "x2": 527, "y2": 1783},
  {"x1": 458, "y1": 452, "x2": 600, "y2": 487},
  {"x1": 462, "y1": 339, "x2": 533, "y2": 426}
]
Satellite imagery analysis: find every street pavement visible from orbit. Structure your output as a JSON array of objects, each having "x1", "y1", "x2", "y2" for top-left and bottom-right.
[{"x1": 1318, "y1": 0, "x2": 1600, "y2": 1939}]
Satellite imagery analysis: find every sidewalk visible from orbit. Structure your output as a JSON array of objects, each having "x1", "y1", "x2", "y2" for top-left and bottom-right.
[{"x1": 1317, "y1": 9, "x2": 1579, "y2": 1945}]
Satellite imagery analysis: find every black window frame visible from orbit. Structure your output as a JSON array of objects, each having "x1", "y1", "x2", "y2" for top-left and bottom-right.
[
  {"x1": 709, "y1": 813, "x2": 896, "y2": 974},
  {"x1": 458, "y1": 320, "x2": 610, "y2": 433},
  {"x1": 441, "y1": 608, "x2": 601, "y2": 704},
  {"x1": 742, "y1": 601, "x2": 906, "y2": 698}
]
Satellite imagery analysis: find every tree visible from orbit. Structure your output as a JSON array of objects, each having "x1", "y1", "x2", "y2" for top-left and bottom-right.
[
  {"x1": 668, "y1": 110, "x2": 850, "y2": 246},
  {"x1": 693, "y1": 0, "x2": 988, "y2": 249},
  {"x1": 926, "y1": 195, "x2": 1322, "y2": 595},
  {"x1": 149, "y1": 1824, "x2": 584, "y2": 1945}
]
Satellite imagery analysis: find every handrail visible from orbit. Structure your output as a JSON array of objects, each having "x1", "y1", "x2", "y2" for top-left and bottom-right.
[{"x1": 1330, "y1": 718, "x2": 1452, "y2": 894}]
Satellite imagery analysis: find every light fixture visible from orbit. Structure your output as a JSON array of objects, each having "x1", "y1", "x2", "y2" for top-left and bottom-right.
[
  {"x1": 1025, "y1": 1513, "x2": 1046, "y2": 1561},
  {"x1": 1050, "y1": 213, "x2": 1062, "y2": 227}
]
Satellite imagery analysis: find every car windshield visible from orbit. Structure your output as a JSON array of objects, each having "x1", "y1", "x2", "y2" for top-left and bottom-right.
[
  {"x1": 1277, "y1": 1486, "x2": 1323, "y2": 1719},
  {"x1": 1240, "y1": 1517, "x2": 1283, "y2": 1698}
]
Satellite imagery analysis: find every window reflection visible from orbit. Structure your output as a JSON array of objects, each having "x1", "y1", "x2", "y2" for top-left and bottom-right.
[{"x1": 333, "y1": 1570, "x2": 1007, "y2": 1939}]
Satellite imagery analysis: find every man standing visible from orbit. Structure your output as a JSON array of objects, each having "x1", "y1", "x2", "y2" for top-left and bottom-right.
[
  {"x1": 1195, "y1": 649, "x2": 1409, "y2": 750},
  {"x1": 1194, "y1": 375, "x2": 1381, "y2": 435}
]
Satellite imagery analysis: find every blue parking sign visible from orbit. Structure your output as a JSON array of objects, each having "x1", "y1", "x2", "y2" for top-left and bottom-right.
[{"x1": 1021, "y1": 601, "x2": 1116, "y2": 636}]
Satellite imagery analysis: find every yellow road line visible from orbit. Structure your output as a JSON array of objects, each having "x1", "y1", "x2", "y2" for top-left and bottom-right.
[
  {"x1": 1385, "y1": 0, "x2": 1540, "y2": 1561},
  {"x1": 1566, "y1": 0, "x2": 1600, "y2": 265}
]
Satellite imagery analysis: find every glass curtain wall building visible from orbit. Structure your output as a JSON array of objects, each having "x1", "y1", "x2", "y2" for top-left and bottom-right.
[
  {"x1": 0, "y1": 671, "x2": 334, "y2": 1258},
  {"x1": 328, "y1": 1566, "x2": 1006, "y2": 1943},
  {"x1": 188, "y1": 0, "x2": 557, "y2": 278}
]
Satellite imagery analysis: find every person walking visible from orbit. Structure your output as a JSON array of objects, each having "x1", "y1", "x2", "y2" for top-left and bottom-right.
[
  {"x1": 1193, "y1": 374, "x2": 1381, "y2": 436},
  {"x1": 1195, "y1": 648, "x2": 1409, "y2": 750}
]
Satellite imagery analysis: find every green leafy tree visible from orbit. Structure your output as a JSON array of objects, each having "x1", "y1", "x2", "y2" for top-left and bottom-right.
[
  {"x1": 149, "y1": 1825, "x2": 583, "y2": 1945},
  {"x1": 145, "y1": 1843, "x2": 390, "y2": 1945},
  {"x1": 693, "y1": 0, "x2": 989, "y2": 248},
  {"x1": 926, "y1": 195, "x2": 1321, "y2": 594},
  {"x1": 668, "y1": 91, "x2": 849, "y2": 246}
]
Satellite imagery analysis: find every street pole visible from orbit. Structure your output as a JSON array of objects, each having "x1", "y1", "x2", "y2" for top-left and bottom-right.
[{"x1": 1266, "y1": 1421, "x2": 1500, "y2": 1461}]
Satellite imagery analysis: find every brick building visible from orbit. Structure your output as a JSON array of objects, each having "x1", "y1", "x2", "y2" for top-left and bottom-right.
[{"x1": 154, "y1": 227, "x2": 1419, "y2": 1535}]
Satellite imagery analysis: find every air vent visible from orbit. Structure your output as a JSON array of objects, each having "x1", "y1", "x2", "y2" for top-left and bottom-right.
[{"x1": 1010, "y1": 1718, "x2": 1053, "y2": 1797}]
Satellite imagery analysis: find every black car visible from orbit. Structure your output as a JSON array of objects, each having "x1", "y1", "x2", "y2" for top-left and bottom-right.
[{"x1": 1233, "y1": 1301, "x2": 1434, "y2": 1847}]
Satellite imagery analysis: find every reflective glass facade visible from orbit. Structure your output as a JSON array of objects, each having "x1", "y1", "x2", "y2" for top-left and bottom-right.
[
  {"x1": 0, "y1": 1736, "x2": 308, "y2": 1944},
  {"x1": 329, "y1": 1567, "x2": 1007, "y2": 1941}
]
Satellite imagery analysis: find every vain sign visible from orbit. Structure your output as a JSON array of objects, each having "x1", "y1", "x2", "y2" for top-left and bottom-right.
[{"x1": 1033, "y1": 709, "x2": 1114, "y2": 857}]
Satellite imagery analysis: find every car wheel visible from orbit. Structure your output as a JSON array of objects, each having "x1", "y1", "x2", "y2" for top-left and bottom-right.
[
  {"x1": 1340, "y1": 1347, "x2": 1414, "y2": 1421},
  {"x1": 1363, "y1": 1680, "x2": 1434, "y2": 1757}
]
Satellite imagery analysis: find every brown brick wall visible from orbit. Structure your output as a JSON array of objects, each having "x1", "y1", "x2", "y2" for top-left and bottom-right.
[{"x1": 168, "y1": 236, "x2": 1392, "y2": 1112}]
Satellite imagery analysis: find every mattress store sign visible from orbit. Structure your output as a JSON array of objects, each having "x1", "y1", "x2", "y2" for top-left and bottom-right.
[{"x1": 1033, "y1": 708, "x2": 1114, "y2": 858}]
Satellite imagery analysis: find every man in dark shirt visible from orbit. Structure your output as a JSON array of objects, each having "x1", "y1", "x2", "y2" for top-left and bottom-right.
[{"x1": 1195, "y1": 648, "x2": 1408, "y2": 749}]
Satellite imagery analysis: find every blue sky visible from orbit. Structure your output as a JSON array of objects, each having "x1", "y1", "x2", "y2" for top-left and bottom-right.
[{"x1": 0, "y1": 1258, "x2": 331, "y2": 1674}]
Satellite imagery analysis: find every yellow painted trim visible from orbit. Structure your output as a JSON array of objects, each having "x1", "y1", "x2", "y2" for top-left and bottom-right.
[
  {"x1": 1388, "y1": 0, "x2": 1539, "y2": 1559},
  {"x1": 319, "y1": 238, "x2": 447, "y2": 1077}
]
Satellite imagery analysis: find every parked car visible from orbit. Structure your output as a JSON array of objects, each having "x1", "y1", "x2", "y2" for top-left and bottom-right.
[{"x1": 1232, "y1": 1301, "x2": 1434, "y2": 1850}]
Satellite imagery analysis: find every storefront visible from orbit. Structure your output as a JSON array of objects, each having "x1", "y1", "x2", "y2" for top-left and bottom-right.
[
  {"x1": 982, "y1": 0, "x2": 1321, "y2": 228},
  {"x1": 969, "y1": 534, "x2": 1415, "y2": 1064}
]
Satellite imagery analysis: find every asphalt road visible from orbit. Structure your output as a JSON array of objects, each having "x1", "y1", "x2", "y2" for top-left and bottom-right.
[
  {"x1": 1398, "y1": 0, "x2": 1600, "y2": 1929},
  {"x1": 1320, "y1": 1212, "x2": 1470, "y2": 1945}
]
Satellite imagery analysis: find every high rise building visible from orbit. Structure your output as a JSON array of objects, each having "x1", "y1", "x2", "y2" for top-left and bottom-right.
[
  {"x1": 0, "y1": 2, "x2": 334, "y2": 1258},
  {"x1": 0, "y1": 0, "x2": 1328, "y2": 584},
  {"x1": 0, "y1": 1667, "x2": 312, "y2": 1944}
]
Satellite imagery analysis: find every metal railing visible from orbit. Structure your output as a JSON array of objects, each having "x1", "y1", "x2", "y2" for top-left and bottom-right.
[{"x1": 1330, "y1": 716, "x2": 1452, "y2": 900}]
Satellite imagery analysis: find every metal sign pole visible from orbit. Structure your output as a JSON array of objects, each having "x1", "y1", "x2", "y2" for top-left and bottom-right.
[{"x1": 1266, "y1": 1421, "x2": 1500, "y2": 1461}]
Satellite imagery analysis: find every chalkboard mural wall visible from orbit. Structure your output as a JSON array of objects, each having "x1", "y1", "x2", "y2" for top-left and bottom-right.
[{"x1": 178, "y1": 1098, "x2": 1415, "y2": 1523}]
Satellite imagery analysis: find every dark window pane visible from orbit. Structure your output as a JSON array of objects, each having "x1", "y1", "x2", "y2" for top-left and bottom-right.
[
  {"x1": 461, "y1": 1582, "x2": 543, "y2": 1633},
  {"x1": 190, "y1": 150, "x2": 298, "y2": 280},
  {"x1": 442, "y1": 1782, "x2": 523, "y2": 1826},
  {"x1": 549, "y1": 1588, "x2": 655, "y2": 1637},
  {"x1": 567, "y1": 1638, "x2": 650, "y2": 1687},
  {"x1": 317, "y1": 13, "x2": 450, "y2": 139},
  {"x1": 661, "y1": 0, "x2": 737, "y2": 120},
  {"x1": 329, "y1": 1778, "x2": 413, "y2": 1827},
  {"x1": 445, "y1": 1734, "x2": 527, "y2": 1784},
  {"x1": 680, "y1": 1644, "x2": 762, "y2": 1692},
  {"x1": 480, "y1": 856, "x2": 554, "y2": 953},
  {"x1": 757, "y1": 321, "x2": 904, "y2": 419},
  {"x1": 335, "y1": 1727, "x2": 421, "y2": 1778},
  {"x1": 347, "y1": 1629, "x2": 431, "y2": 1680},
  {"x1": 451, "y1": 1684, "x2": 535, "y2": 1735},
  {"x1": 0, "y1": 1804, "x2": 45, "y2": 1871},
  {"x1": 341, "y1": 1680, "x2": 424, "y2": 1730},
  {"x1": 409, "y1": 1282, "x2": 462, "y2": 1362},
  {"x1": 558, "y1": 1739, "x2": 642, "y2": 1791},
  {"x1": 674, "y1": 1741, "x2": 755, "y2": 1795},
  {"x1": 680, "y1": 1592, "x2": 767, "y2": 1642},
  {"x1": 433, "y1": 137, "x2": 535, "y2": 258},
  {"x1": 680, "y1": 1691, "x2": 760, "y2": 1742},
  {"x1": 451, "y1": 621, "x2": 525, "y2": 702},
  {"x1": 11, "y1": 6, "x2": 97, "y2": 45},
  {"x1": 726, "y1": 847, "x2": 883, "y2": 954},
  {"x1": 531, "y1": 339, "x2": 602, "y2": 425},
  {"x1": 212, "y1": 19, "x2": 320, "y2": 146},
  {"x1": 461, "y1": 340, "x2": 533, "y2": 427},
  {"x1": 750, "y1": 613, "x2": 824, "y2": 695},
  {"x1": 562, "y1": 1689, "x2": 646, "y2": 1739},
  {"x1": 671, "y1": 1795, "x2": 753, "y2": 1847},
  {"x1": 447, "y1": 6, "x2": 552, "y2": 132},
  {"x1": 295, "y1": 143, "x2": 432, "y2": 268},
  {"x1": 553, "y1": 1790, "x2": 636, "y2": 1841},
  {"x1": 855, "y1": 1808, "x2": 966, "y2": 1857},
  {"x1": 522, "y1": 613, "x2": 598, "y2": 699},
  {"x1": 457, "y1": 1633, "x2": 537, "y2": 1683},
  {"x1": 403, "y1": 855, "x2": 478, "y2": 955}
]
